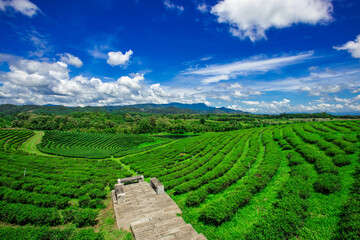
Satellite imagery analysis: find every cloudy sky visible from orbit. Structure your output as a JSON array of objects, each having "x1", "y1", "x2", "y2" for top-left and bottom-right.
[{"x1": 0, "y1": 0, "x2": 360, "y2": 114}]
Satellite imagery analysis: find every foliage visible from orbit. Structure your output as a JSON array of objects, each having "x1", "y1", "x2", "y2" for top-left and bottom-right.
[
  {"x1": 0, "y1": 120, "x2": 359, "y2": 240},
  {"x1": 0, "y1": 226, "x2": 104, "y2": 240},
  {"x1": 38, "y1": 131, "x2": 167, "y2": 158},
  {"x1": 0, "y1": 129, "x2": 34, "y2": 151}
]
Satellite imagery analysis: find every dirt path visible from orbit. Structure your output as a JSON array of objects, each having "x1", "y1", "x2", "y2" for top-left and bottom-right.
[{"x1": 20, "y1": 131, "x2": 54, "y2": 157}]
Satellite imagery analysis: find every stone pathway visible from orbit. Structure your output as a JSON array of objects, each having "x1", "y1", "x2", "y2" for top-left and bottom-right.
[{"x1": 112, "y1": 181, "x2": 206, "y2": 240}]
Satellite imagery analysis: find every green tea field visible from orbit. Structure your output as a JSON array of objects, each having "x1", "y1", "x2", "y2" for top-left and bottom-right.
[
  {"x1": 37, "y1": 131, "x2": 170, "y2": 158},
  {"x1": 0, "y1": 120, "x2": 359, "y2": 239}
]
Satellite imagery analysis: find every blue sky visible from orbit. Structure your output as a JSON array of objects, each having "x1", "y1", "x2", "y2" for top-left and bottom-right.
[{"x1": 0, "y1": 0, "x2": 360, "y2": 113}]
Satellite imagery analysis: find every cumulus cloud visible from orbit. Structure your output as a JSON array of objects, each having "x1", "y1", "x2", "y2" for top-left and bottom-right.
[
  {"x1": 300, "y1": 84, "x2": 342, "y2": 96},
  {"x1": 0, "y1": 56, "x2": 205, "y2": 107},
  {"x1": 227, "y1": 98, "x2": 359, "y2": 114},
  {"x1": 334, "y1": 34, "x2": 360, "y2": 59},
  {"x1": 163, "y1": 0, "x2": 184, "y2": 12},
  {"x1": 211, "y1": 0, "x2": 333, "y2": 41},
  {"x1": 0, "y1": 0, "x2": 40, "y2": 17},
  {"x1": 107, "y1": 50, "x2": 133, "y2": 66},
  {"x1": 183, "y1": 52, "x2": 313, "y2": 84},
  {"x1": 59, "y1": 53, "x2": 83, "y2": 68}
]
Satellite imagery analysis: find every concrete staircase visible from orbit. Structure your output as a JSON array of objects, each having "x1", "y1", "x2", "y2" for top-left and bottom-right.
[{"x1": 111, "y1": 181, "x2": 206, "y2": 240}]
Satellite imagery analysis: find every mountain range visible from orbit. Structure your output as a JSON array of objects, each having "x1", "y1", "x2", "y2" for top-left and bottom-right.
[{"x1": 0, "y1": 103, "x2": 247, "y2": 115}]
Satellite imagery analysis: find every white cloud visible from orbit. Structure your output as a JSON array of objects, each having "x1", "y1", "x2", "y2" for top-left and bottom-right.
[
  {"x1": 0, "y1": 0, "x2": 40, "y2": 17},
  {"x1": 227, "y1": 98, "x2": 359, "y2": 114},
  {"x1": 117, "y1": 75, "x2": 143, "y2": 90},
  {"x1": 242, "y1": 101, "x2": 260, "y2": 105},
  {"x1": 247, "y1": 67, "x2": 360, "y2": 95},
  {"x1": 300, "y1": 84, "x2": 342, "y2": 96},
  {"x1": 88, "y1": 46, "x2": 108, "y2": 59},
  {"x1": 107, "y1": 50, "x2": 133, "y2": 66},
  {"x1": 197, "y1": 3, "x2": 208, "y2": 13},
  {"x1": 352, "y1": 88, "x2": 360, "y2": 94},
  {"x1": 183, "y1": 52, "x2": 313, "y2": 84},
  {"x1": 334, "y1": 34, "x2": 360, "y2": 59},
  {"x1": 200, "y1": 56, "x2": 213, "y2": 61},
  {"x1": 211, "y1": 0, "x2": 333, "y2": 41},
  {"x1": 59, "y1": 53, "x2": 83, "y2": 68},
  {"x1": 233, "y1": 90, "x2": 248, "y2": 98},
  {"x1": 0, "y1": 56, "x2": 206, "y2": 107},
  {"x1": 163, "y1": 0, "x2": 184, "y2": 12},
  {"x1": 334, "y1": 97, "x2": 352, "y2": 104},
  {"x1": 226, "y1": 83, "x2": 242, "y2": 89},
  {"x1": 23, "y1": 29, "x2": 52, "y2": 57},
  {"x1": 202, "y1": 74, "x2": 229, "y2": 84}
]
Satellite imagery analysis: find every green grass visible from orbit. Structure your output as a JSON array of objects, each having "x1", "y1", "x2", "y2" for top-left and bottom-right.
[
  {"x1": 96, "y1": 193, "x2": 134, "y2": 240},
  {"x1": 20, "y1": 131, "x2": 54, "y2": 157}
]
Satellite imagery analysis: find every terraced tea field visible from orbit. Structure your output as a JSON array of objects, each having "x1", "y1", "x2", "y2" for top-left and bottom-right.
[
  {"x1": 122, "y1": 120, "x2": 360, "y2": 239},
  {"x1": 0, "y1": 132, "x2": 134, "y2": 239},
  {"x1": 0, "y1": 129, "x2": 34, "y2": 151},
  {"x1": 0, "y1": 120, "x2": 359, "y2": 239},
  {"x1": 38, "y1": 131, "x2": 170, "y2": 158}
]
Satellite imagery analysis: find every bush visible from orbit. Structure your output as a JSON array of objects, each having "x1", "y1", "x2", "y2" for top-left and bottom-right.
[
  {"x1": 186, "y1": 188, "x2": 208, "y2": 207},
  {"x1": 314, "y1": 173, "x2": 341, "y2": 194},
  {"x1": 89, "y1": 189, "x2": 107, "y2": 199},
  {"x1": 73, "y1": 209, "x2": 98, "y2": 227},
  {"x1": 0, "y1": 226, "x2": 104, "y2": 240},
  {"x1": 75, "y1": 228, "x2": 104, "y2": 240},
  {"x1": 333, "y1": 154, "x2": 351, "y2": 167},
  {"x1": 79, "y1": 195, "x2": 91, "y2": 208},
  {"x1": 0, "y1": 201, "x2": 61, "y2": 226},
  {"x1": 62, "y1": 208, "x2": 97, "y2": 227},
  {"x1": 325, "y1": 147, "x2": 343, "y2": 157}
]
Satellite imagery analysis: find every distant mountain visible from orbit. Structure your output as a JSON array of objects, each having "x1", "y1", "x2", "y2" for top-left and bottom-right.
[
  {"x1": 0, "y1": 103, "x2": 247, "y2": 115},
  {"x1": 0, "y1": 104, "x2": 106, "y2": 115},
  {"x1": 103, "y1": 103, "x2": 247, "y2": 114}
]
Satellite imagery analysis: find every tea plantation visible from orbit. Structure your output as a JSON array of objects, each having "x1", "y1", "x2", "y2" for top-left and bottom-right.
[
  {"x1": 38, "y1": 131, "x2": 170, "y2": 158},
  {"x1": 121, "y1": 120, "x2": 359, "y2": 239},
  {"x1": 0, "y1": 120, "x2": 359, "y2": 239}
]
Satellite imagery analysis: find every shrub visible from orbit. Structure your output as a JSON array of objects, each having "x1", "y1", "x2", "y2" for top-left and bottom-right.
[
  {"x1": 74, "y1": 228, "x2": 104, "y2": 240},
  {"x1": 186, "y1": 188, "x2": 208, "y2": 207},
  {"x1": 0, "y1": 201, "x2": 61, "y2": 226},
  {"x1": 333, "y1": 154, "x2": 351, "y2": 167},
  {"x1": 73, "y1": 209, "x2": 98, "y2": 227},
  {"x1": 325, "y1": 147, "x2": 343, "y2": 157},
  {"x1": 89, "y1": 189, "x2": 107, "y2": 199},
  {"x1": 314, "y1": 173, "x2": 341, "y2": 194},
  {"x1": 79, "y1": 195, "x2": 91, "y2": 208}
]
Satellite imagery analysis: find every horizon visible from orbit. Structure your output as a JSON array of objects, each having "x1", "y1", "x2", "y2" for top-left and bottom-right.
[
  {"x1": 2, "y1": 102, "x2": 360, "y2": 115},
  {"x1": 1, "y1": 0, "x2": 360, "y2": 114}
]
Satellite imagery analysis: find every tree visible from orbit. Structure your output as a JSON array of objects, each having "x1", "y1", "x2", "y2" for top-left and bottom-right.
[{"x1": 149, "y1": 115, "x2": 157, "y2": 127}]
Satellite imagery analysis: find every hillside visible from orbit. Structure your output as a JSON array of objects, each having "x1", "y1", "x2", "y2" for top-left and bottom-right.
[
  {"x1": 0, "y1": 103, "x2": 246, "y2": 115},
  {"x1": 0, "y1": 120, "x2": 359, "y2": 239}
]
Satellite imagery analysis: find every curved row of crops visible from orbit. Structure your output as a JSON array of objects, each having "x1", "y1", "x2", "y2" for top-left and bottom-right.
[
  {"x1": 0, "y1": 136, "x2": 133, "y2": 239},
  {"x1": 0, "y1": 129, "x2": 34, "y2": 151},
  {"x1": 38, "y1": 131, "x2": 170, "y2": 158},
  {"x1": 121, "y1": 120, "x2": 360, "y2": 239},
  {"x1": 0, "y1": 121, "x2": 359, "y2": 239}
]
